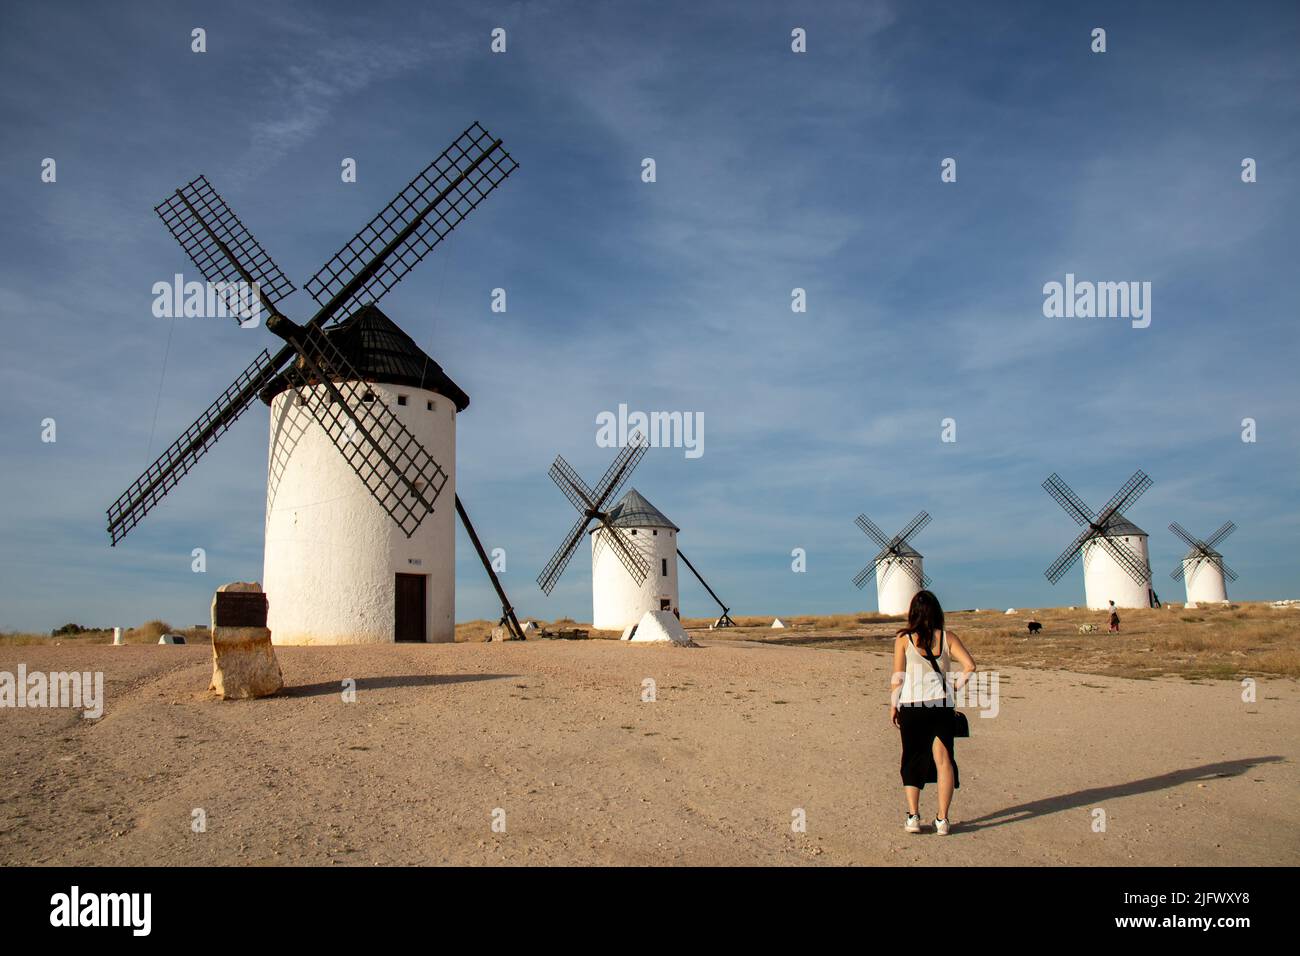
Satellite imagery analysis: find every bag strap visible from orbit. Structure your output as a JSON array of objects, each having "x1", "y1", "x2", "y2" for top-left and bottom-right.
[{"x1": 919, "y1": 632, "x2": 951, "y2": 696}]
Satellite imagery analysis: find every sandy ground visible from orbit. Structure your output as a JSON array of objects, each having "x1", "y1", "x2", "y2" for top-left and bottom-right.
[{"x1": 0, "y1": 638, "x2": 1295, "y2": 866}]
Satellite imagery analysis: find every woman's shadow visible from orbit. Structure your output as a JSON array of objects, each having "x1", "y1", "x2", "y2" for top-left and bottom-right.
[{"x1": 960, "y1": 756, "x2": 1284, "y2": 831}]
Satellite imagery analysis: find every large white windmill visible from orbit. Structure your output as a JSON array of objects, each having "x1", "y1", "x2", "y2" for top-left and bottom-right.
[
  {"x1": 1169, "y1": 520, "x2": 1237, "y2": 604},
  {"x1": 260, "y1": 306, "x2": 469, "y2": 644},
  {"x1": 1043, "y1": 471, "x2": 1155, "y2": 610},
  {"x1": 853, "y1": 511, "x2": 932, "y2": 616},
  {"x1": 106, "y1": 124, "x2": 526, "y2": 645}
]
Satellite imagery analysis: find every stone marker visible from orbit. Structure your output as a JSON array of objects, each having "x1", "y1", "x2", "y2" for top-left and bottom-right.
[{"x1": 209, "y1": 582, "x2": 283, "y2": 700}]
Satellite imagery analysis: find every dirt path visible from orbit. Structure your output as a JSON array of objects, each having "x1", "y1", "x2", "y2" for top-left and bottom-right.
[{"x1": 0, "y1": 640, "x2": 1294, "y2": 865}]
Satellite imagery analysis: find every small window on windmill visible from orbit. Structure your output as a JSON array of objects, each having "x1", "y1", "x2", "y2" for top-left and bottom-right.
[
  {"x1": 653, "y1": 530, "x2": 658, "y2": 536},
  {"x1": 631, "y1": 529, "x2": 638, "y2": 535},
  {"x1": 361, "y1": 390, "x2": 376, "y2": 404},
  {"x1": 426, "y1": 400, "x2": 434, "y2": 411},
  {"x1": 410, "y1": 479, "x2": 427, "y2": 499},
  {"x1": 661, "y1": 558, "x2": 668, "y2": 576},
  {"x1": 397, "y1": 394, "x2": 408, "y2": 406}
]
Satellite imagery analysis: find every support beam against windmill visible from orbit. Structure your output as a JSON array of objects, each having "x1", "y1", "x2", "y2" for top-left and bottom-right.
[
  {"x1": 677, "y1": 549, "x2": 736, "y2": 627},
  {"x1": 455, "y1": 494, "x2": 526, "y2": 641}
]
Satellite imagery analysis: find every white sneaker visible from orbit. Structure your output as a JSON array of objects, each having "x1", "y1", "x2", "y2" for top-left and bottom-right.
[
  {"x1": 904, "y1": 814, "x2": 922, "y2": 833},
  {"x1": 934, "y1": 817, "x2": 951, "y2": 836}
]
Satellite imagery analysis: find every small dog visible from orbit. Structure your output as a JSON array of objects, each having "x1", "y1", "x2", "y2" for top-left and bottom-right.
[
  {"x1": 1027, "y1": 621, "x2": 1042, "y2": 635},
  {"x1": 1078, "y1": 623, "x2": 1098, "y2": 634}
]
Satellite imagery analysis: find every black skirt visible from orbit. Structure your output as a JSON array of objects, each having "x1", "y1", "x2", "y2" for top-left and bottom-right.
[{"x1": 898, "y1": 702, "x2": 960, "y2": 790}]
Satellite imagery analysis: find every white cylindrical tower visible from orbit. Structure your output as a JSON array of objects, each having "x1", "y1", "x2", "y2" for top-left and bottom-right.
[
  {"x1": 876, "y1": 549, "x2": 923, "y2": 616},
  {"x1": 1182, "y1": 554, "x2": 1228, "y2": 604},
  {"x1": 260, "y1": 306, "x2": 469, "y2": 645},
  {"x1": 1082, "y1": 520, "x2": 1152, "y2": 610},
  {"x1": 591, "y1": 489, "x2": 680, "y2": 631}
]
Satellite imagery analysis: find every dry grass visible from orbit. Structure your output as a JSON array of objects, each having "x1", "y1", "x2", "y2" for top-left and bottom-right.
[
  {"x1": 8, "y1": 603, "x2": 1295, "y2": 681},
  {"x1": 695, "y1": 602, "x2": 1300, "y2": 680},
  {"x1": 0, "y1": 620, "x2": 211, "y2": 647}
]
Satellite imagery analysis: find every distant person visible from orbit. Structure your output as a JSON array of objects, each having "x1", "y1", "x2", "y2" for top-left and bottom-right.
[
  {"x1": 890, "y1": 589, "x2": 976, "y2": 835},
  {"x1": 1107, "y1": 600, "x2": 1120, "y2": 633}
]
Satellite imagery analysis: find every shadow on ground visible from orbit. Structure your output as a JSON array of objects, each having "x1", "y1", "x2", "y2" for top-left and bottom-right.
[{"x1": 961, "y1": 756, "x2": 1286, "y2": 831}]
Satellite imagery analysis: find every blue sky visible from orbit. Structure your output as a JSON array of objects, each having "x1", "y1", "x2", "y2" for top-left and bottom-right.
[{"x1": 1, "y1": 0, "x2": 1297, "y2": 631}]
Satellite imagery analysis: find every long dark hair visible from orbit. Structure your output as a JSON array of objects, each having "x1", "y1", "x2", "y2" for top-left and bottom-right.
[{"x1": 897, "y1": 589, "x2": 945, "y2": 655}]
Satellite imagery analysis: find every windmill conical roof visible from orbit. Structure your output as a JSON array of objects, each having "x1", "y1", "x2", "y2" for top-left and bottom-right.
[
  {"x1": 596, "y1": 488, "x2": 679, "y2": 531},
  {"x1": 878, "y1": 541, "x2": 922, "y2": 558},
  {"x1": 1101, "y1": 514, "x2": 1147, "y2": 537},
  {"x1": 260, "y1": 304, "x2": 469, "y2": 411}
]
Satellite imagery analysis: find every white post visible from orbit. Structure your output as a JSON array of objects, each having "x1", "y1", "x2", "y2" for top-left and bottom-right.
[{"x1": 112, "y1": 627, "x2": 124, "y2": 646}]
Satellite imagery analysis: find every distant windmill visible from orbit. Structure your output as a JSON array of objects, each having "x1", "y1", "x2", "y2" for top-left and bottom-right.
[
  {"x1": 853, "y1": 512, "x2": 932, "y2": 615},
  {"x1": 1043, "y1": 470, "x2": 1155, "y2": 609},
  {"x1": 536, "y1": 434, "x2": 734, "y2": 631},
  {"x1": 106, "y1": 122, "x2": 526, "y2": 643},
  {"x1": 1169, "y1": 521, "x2": 1237, "y2": 604}
]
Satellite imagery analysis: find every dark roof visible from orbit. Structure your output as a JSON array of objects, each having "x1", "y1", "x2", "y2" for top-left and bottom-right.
[
  {"x1": 259, "y1": 304, "x2": 469, "y2": 410},
  {"x1": 1101, "y1": 515, "x2": 1147, "y2": 537},
  {"x1": 880, "y1": 541, "x2": 921, "y2": 558},
  {"x1": 592, "y1": 488, "x2": 679, "y2": 532}
]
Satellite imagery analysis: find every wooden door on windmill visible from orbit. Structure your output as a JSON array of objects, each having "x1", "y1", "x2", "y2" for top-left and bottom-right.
[{"x1": 394, "y1": 573, "x2": 427, "y2": 642}]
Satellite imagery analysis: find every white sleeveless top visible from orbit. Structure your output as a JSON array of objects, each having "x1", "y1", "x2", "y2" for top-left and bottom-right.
[{"x1": 897, "y1": 631, "x2": 952, "y2": 705}]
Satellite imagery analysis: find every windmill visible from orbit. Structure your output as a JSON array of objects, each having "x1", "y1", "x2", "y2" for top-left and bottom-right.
[
  {"x1": 536, "y1": 432, "x2": 652, "y2": 625},
  {"x1": 535, "y1": 433, "x2": 735, "y2": 631},
  {"x1": 106, "y1": 122, "x2": 526, "y2": 643},
  {"x1": 1042, "y1": 470, "x2": 1155, "y2": 610},
  {"x1": 1169, "y1": 521, "x2": 1237, "y2": 605},
  {"x1": 853, "y1": 511, "x2": 932, "y2": 615}
]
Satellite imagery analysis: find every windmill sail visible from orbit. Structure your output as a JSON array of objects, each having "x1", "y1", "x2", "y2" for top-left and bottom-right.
[
  {"x1": 1043, "y1": 471, "x2": 1153, "y2": 587},
  {"x1": 277, "y1": 324, "x2": 448, "y2": 537},
  {"x1": 156, "y1": 176, "x2": 297, "y2": 324},
  {"x1": 107, "y1": 122, "x2": 518, "y2": 544},
  {"x1": 304, "y1": 122, "x2": 519, "y2": 328},
  {"x1": 536, "y1": 432, "x2": 650, "y2": 595},
  {"x1": 107, "y1": 350, "x2": 280, "y2": 544}
]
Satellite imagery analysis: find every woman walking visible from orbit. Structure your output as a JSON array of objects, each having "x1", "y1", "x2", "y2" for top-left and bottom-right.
[{"x1": 890, "y1": 590, "x2": 977, "y2": 835}]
